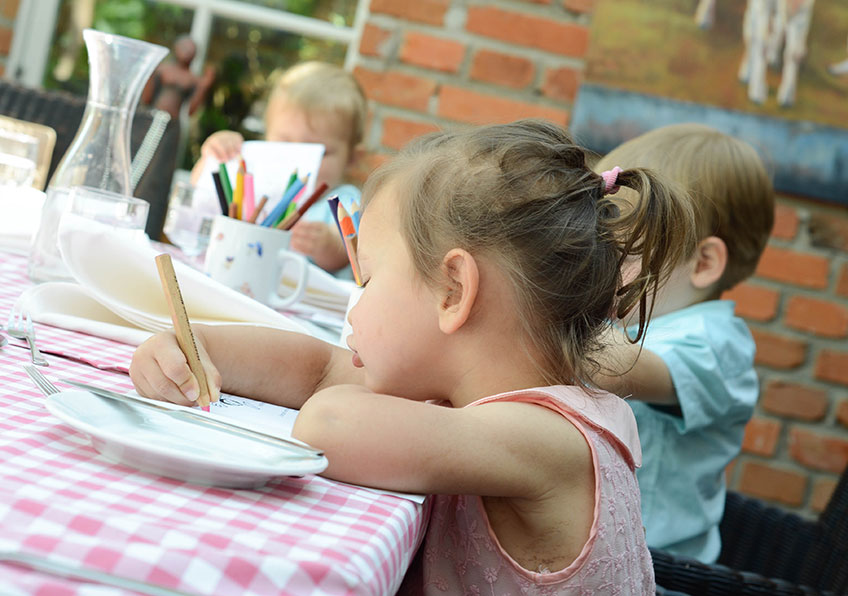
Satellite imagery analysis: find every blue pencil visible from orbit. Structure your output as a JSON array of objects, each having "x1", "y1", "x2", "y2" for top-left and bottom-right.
[{"x1": 260, "y1": 178, "x2": 306, "y2": 227}]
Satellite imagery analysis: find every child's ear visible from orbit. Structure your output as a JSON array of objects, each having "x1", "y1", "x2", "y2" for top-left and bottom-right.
[
  {"x1": 690, "y1": 236, "x2": 727, "y2": 290},
  {"x1": 438, "y1": 248, "x2": 479, "y2": 335}
]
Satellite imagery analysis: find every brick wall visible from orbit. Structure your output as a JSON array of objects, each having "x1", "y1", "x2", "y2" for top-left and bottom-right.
[
  {"x1": 348, "y1": 0, "x2": 848, "y2": 517},
  {"x1": 0, "y1": 0, "x2": 19, "y2": 77}
]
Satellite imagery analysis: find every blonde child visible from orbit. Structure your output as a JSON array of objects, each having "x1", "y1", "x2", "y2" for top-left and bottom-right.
[
  {"x1": 593, "y1": 123, "x2": 775, "y2": 563},
  {"x1": 190, "y1": 61, "x2": 367, "y2": 274},
  {"x1": 132, "y1": 119, "x2": 697, "y2": 594}
]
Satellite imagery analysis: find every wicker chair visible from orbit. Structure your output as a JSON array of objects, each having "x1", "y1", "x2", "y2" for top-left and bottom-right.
[
  {"x1": 0, "y1": 79, "x2": 179, "y2": 240},
  {"x1": 653, "y1": 464, "x2": 848, "y2": 595}
]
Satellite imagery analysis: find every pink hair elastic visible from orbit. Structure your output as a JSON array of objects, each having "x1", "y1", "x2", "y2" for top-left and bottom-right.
[{"x1": 601, "y1": 166, "x2": 623, "y2": 195}]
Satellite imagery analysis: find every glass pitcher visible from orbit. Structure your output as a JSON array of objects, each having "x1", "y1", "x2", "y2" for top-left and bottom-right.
[{"x1": 28, "y1": 29, "x2": 167, "y2": 283}]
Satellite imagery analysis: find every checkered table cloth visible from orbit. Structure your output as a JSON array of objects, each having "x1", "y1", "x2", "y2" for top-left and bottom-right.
[{"x1": 0, "y1": 253, "x2": 426, "y2": 595}]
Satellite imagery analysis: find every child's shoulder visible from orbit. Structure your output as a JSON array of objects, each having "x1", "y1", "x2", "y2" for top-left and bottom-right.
[{"x1": 474, "y1": 385, "x2": 642, "y2": 468}]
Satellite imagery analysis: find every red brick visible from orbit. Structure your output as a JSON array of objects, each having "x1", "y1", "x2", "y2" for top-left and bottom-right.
[
  {"x1": 751, "y1": 328, "x2": 807, "y2": 369},
  {"x1": 1, "y1": 0, "x2": 19, "y2": 21},
  {"x1": 466, "y1": 6, "x2": 589, "y2": 57},
  {"x1": 785, "y1": 296, "x2": 848, "y2": 338},
  {"x1": 838, "y1": 401, "x2": 848, "y2": 428},
  {"x1": 761, "y1": 381, "x2": 829, "y2": 421},
  {"x1": 437, "y1": 85, "x2": 569, "y2": 126},
  {"x1": 725, "y1": 458, "x2": 738, "y2": 483},
  {"x1": 353, "y1": 67, "x2": 436, "y2": 113},
  {"x1": 837, "y1": 264, "x2": 848, "y2": 299},
  {"x1": 771, "y1": 204, "x2": 799, "y2": 240},
  {"x1": 722, "y1": 282, "x2": 779, "y2": 322},
  {"x1": 400, "y1": 32, "x2": 465, "y2": 73},
  {"x1": 0, "y1": 26, "x2": 12, "y2": 55},
  {"x1": 520, "y1": 0, "x2": 552, "y2": 4},
  {"x1": 470, "y1": 49, "x2": 534, "y2": 89},
  {"x1": 811, "y1": 476, "x2": 838, "y2": 512},
  {"x1": 741, "y1": 417, "x2": 781, "y2": 456},
  {"x1": 755, "y1": 246, "x2": 830, "y2": 289},
  {"x1": 381, "y1": 117, "x2": 440, "y2": 151},
  {"x1": 359, "y1": 24, "x2": 392, "y2": 58},
  {"x1": 809, "y1": 211, "x2": 848, "y2": 252},
  {"x1": 542, "y1": 66, "x2": 581, "y2": 102},
  {"x1": 369, "y1": 0, "x2": 449, "y2": 25},
  {"x1": 815, "y1": 349, "x2": 848, "y2": 386},
  {"x1": 737, "y1": 461, "x2": 807, "y2": 507},
  {"x1": 563, "y1": 0, "x2": 595, "y2": 12},
  {"x1": 789, "y1": 427, "x2": 848, "y2": 474}
]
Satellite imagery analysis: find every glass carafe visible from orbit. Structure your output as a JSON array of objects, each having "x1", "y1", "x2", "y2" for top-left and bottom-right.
[{"x1": 28, "y1": 29, "x2": 167, "y2": 283}]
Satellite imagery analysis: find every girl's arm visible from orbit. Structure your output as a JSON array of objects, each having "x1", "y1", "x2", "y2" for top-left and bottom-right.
[
  {"x1": 129, "y1": 325, "x2": 363, "y2": 409},
  {"x1": 293, "y1": 385, "x2": 587, "y2": 498}
]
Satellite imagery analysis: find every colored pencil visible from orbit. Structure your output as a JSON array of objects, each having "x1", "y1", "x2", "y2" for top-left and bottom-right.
[
  {"x1": 260, "y1": 176, "x2": 305, "y2": 227},
  {"x1": 338, "y1": 204, "x2": 362, "y2": 286},
  {"x1": 218, "y1": 163, "x2": 233, "y2": 204},
  {"x1": 233, "y1": 166, "x2": 245, "y2": 219},
  {"x1": 154, "y1": 254, "x2": 213, "y2": 410},
  {"x1": 242, "y1": 173, "x2": 255, "y2": 222},
  {"x1": 278, "y1": 182, "x2": 330, "y2": 230},
  {"x1": 248, "y1": 195, "x2": 268, "y2": 224},
  {"x1": 211, "y1": 171, "x2": 228, "y2": 215}
]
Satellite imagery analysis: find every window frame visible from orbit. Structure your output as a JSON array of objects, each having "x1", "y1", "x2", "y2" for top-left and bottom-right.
[{"x1": 7, "y1": 0, "x2": 366, "y2": 87}]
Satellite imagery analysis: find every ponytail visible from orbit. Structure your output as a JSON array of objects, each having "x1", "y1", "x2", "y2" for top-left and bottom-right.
[{"x1": 601, "y1": 168, "x2": 697, "y2": 341}]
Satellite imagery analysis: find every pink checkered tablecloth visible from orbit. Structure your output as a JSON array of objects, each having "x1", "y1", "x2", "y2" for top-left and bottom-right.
[{"x1": 0, "y1": 251, "x2": 427, "y2": 595}]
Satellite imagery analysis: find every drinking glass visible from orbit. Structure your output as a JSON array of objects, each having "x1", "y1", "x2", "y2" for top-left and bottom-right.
[{"x1": 162, "y1": 181, "x2": 220, "y2": 256}]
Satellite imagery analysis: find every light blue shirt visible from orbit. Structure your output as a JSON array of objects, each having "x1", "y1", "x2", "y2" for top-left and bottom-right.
[
  {"x1": 302, "y1": 184, "x2": 361, "y2": 280},
  {"x1": 627, "y1": 300, "x2": 757, "y2": 563}
]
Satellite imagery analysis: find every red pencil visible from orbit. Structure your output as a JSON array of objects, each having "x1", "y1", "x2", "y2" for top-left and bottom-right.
[{"x1": 278, "y1": 182, "x2": 329, "y2": 230}]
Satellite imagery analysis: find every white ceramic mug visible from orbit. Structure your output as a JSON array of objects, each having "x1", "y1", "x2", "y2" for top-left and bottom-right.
[{"x1": 204, "y1": 215, "x2": 309, "y2": 310}]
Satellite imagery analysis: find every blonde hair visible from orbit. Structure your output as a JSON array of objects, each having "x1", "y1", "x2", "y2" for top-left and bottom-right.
[
  {"x1": 596, "y1": 123, "x2": 774, "y2": 293},
  {"x1": 362, "y1": 120, "x2": 696, "y2": 386},
  {"x1": 268, "y1": 61, "x2": 367, "y2": 147}
]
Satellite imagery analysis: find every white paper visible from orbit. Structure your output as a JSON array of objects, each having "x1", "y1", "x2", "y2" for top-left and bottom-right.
[{"x1": 195, "y1": 141, "x2": 324, "y2": 222}]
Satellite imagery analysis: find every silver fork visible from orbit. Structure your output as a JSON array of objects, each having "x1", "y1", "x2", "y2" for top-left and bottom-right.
[
  {"x1": 24, "y1": 364, "x2": 60, "y2": 396},
  {"x1": 6, "y1": 311, "x2": 49, "y2": 367}
]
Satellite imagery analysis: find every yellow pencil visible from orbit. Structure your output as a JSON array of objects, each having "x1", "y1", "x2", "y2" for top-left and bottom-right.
[{"x1": 154, "y1": 254, "x2": 213, "y2": 410}]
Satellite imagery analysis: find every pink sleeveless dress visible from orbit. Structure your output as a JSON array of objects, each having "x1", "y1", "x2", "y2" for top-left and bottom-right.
[{"x1": 399, "y1": 386, "x2": 655, "y2": 595}]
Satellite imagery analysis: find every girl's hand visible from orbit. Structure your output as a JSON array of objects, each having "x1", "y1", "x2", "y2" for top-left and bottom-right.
[
  {"x1": 290, "y1": 222, "x2": 349, "y2": 272},
  {"x1": 129, "y1": 331, "x2": 222, "y2": 407},
  {"x1": 199, "y1": 130, "x2": 244, "y2": 163}
]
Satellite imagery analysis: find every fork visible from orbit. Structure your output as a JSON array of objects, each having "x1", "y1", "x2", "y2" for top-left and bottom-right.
[
  {"x1": 24, "y1": 364, "x2": 59, "y2": 396},
  {"x1": 6, "y1": 311, "x2": 49, "y2": 367}
]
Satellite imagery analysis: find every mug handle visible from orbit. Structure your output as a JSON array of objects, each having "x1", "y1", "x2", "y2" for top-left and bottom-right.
[{"x1": 268, "y1": 249, "x2": 309, "y2": 310}]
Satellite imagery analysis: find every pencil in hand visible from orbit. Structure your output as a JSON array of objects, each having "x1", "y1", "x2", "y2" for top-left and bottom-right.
[{"x1": 154, "y1": 253, "x2": 215, "y2": 410}]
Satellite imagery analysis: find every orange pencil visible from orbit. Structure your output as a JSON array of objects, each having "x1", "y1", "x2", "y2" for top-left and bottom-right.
[{"x1": 337, "y1": 204, "x2": 362, "y2": 285}]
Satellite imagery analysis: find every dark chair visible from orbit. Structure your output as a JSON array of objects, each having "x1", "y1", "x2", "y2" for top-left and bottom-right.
[
  {"x1": 653, "y1": 464, "x2": 848, "y2": 595},
  {"x1": 0, "y1": 79, "x2": 179, "y2": 240}
]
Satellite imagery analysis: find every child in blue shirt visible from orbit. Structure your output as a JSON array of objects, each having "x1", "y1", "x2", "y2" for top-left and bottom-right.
[
  {"x1": 592, "y1": 123, "x2": 775, "y2": 563},
  {"x1": 191, "y1": 61, "x2": 366, "y2": 275}
]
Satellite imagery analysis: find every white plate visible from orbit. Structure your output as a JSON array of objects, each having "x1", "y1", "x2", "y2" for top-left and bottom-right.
[{"x1": 45, "y1": 390, "x2": 328, "y2": 488}]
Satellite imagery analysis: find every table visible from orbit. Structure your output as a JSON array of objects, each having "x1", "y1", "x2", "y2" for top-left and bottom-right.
[{"x1": 0, "y1": 251, "x2": 426, "y2": 595}]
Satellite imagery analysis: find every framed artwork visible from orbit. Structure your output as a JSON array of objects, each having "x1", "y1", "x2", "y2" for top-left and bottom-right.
[{"x1": 570, "y1": 0, "x2": 848, "y2": 204}]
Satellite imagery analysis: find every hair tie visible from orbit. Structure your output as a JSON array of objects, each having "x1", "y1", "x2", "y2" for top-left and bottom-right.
[{"x1": 601, "y1": 166, "x2": 623, "y2": 195}]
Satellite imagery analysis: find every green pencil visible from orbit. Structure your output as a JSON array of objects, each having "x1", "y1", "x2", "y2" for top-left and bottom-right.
[{"x1": 218, "y1": 163, "x2": 233, "y2": 204}]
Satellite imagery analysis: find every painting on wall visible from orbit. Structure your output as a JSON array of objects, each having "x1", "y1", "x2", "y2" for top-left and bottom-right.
[{"x1": 569, "y1": 0, "x2": 848, "y2": 204}]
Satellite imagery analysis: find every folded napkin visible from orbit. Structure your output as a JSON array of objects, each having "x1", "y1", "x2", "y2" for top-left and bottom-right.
[
  {"x1": 17, "y1": 215, "x2": 312, "y2": 345},
  {"x1": 0, "y1": 185, "x2": 45, "y2": 254}
]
